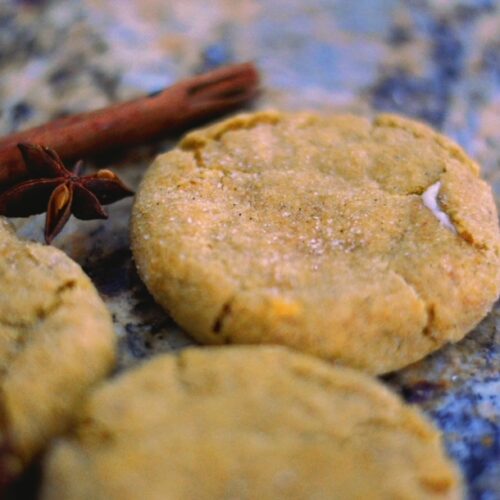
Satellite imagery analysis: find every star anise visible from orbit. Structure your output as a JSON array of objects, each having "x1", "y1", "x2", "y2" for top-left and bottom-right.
[{"x1": 0, "y1": 143, "x2": 134, "y2": 243}]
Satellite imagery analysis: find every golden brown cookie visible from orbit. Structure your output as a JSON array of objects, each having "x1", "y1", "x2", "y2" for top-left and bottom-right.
[
  {"x1": 41, "y1": 346, "x2": 462, "y2": 500},
  {"x1": 131, "y1": 111, "x2": 500, "y2": 374},
  {"x1": 0, "y1": 218, "x2": 116, "y2": 486}
]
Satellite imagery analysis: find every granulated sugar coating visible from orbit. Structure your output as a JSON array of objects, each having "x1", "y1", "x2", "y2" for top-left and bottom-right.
[{"x1": 131, "y1": 111, "x2": 500, "y2": 374}]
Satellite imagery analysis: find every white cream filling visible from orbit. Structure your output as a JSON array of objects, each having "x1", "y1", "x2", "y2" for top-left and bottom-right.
[{"x1": 421, "y1": 181, "x2": 456, "y2": 233}]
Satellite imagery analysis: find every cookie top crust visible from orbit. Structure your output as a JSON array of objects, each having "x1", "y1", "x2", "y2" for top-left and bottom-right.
[
  {"x1": 42, "y1": 346, "x2": 462, "y2": 500},
  {"x1": 42, "y1": 346, "x2": 461, "y2": 500},
  {"x1": 0, "y1": 219, "x2": 116, "y2": 485},
  {"x1": 131, "y1": 111, "x2": 500, "y2": 374}
]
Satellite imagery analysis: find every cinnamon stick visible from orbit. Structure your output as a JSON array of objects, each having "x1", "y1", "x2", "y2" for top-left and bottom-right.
[{"x1": 0, "y1": 62, "x2": 259, "y2": 188}]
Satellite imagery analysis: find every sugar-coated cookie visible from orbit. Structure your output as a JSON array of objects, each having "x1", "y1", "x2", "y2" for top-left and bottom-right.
[
  {"x1": 0, "y1": 218, "x2": 116, "y2": 486},
  {"x1": 42, "y1": 346, "x2": 462, "y2": 500},
  {"x1": 131, "y1": 111, "x2": 500, "y2": 374}
]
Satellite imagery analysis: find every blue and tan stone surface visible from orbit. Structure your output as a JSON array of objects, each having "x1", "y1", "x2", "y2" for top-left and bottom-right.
[{"x1": 0, "y1": 0, "x2": 498, "y2": 498}]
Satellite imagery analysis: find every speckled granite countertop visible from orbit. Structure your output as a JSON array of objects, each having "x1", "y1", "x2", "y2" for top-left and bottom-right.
[{"x1": 1, "y1": 0, "x2": 499, "y2": 498}]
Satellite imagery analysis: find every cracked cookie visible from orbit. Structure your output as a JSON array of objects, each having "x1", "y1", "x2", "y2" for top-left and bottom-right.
[
  {"x1": 41, "y1": 346, "x2": 462, "y2": 500},
  {"x1": 0, "y1": 218, "x2": 116, "y2": 487},
  {"x1": 131, "y1": 111, "x2": 500, "y2": 374}
]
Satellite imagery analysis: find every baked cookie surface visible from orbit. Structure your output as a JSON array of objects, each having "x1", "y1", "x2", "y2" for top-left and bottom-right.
[
  {"x1": 131, "y1": 111, "x2": 500, "y2": 374},
  {"x1": 0, "y1": 218, "x2": 116, "y2": 486},
  {"x1": 42, "y1": 346, "x2": 462, "y2": 500}
]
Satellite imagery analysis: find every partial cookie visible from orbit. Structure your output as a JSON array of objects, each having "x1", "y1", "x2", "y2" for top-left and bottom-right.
[
  {"x1": 0, "y1": 218, "x2": 116, "y2": 486},
  {"x1": 131, "y1": 111, "x2": 500, "y2": 374},
  {"x1": 42, "y1": 346, "x2": 462, "y2": 499}
]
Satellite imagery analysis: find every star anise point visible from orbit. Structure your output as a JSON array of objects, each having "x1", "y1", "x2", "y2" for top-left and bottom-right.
[{"x1": 0, "y1": 143, "x2": 134, "y2": 243}]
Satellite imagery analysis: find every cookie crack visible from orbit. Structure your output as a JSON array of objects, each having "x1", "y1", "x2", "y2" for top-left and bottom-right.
[
  {"x1": 371, "y1": 115, "x2": 479, "y2": 176},
  {"x1": 368, "y1": 116, "x2": 491, "y2": 250},
  {"x1": 417, "y1": 175, "x2": 489, "y2": 251},
  {"x1": 36, "y1": 279, "x2": 78, "y2": 320},
  {"x1": 180, "y1": 112, "x2": 282, "y2": 174},
  {"x1": 417, "y1": 175, "x2": 488, "y2": 251},
  {"x1": 174, "y1": 354, "x2": 218, "y2": 394},
  {"x1": 180, "y1": 111, "x2": 281, "y2": 150},
  {"x1": 364, "y1": 170, "x2": 445, "y2": 198},
  {"x1": 0, "y1": 279, "x2": 77, "y2": 330},
  {"x1": 174, "y1": 354, "x2": 192, "y2": 392},
  {"x1": 389, "y1": 270, "x2": 438, "y2": 345},
  {"x1": 374, "y1": 166, "x2": 486, "y2": 251},
  {"x1": 192, "y1": 148, "x2": 206, "y2": 169},
  {"x1": 421, "y1": 181, "x2": 457, "y2": 234},
  {"x1": 365, "y1": 120, "x2": 447, "y2": 197},
  {"x1": 211, "y1": 298, "x2": 234, "y2": 342},
  {"x1": 0, "y1": 279, "x2": 78, "y2": 376},
  {"x1": 422, "y1": 304, "x2": 438, "y2": 341}
]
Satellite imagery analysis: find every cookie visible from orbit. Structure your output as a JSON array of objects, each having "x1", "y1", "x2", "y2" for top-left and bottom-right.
[
  {"x1": 131, "y1": 111, "x2": 500, "y2": 374},
  {"x1": 41, "y1": 346, "x2": 462, "y2": 499},
  {"x1": 0, "y1": 218, "x2": 116, "y2": 486}
]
